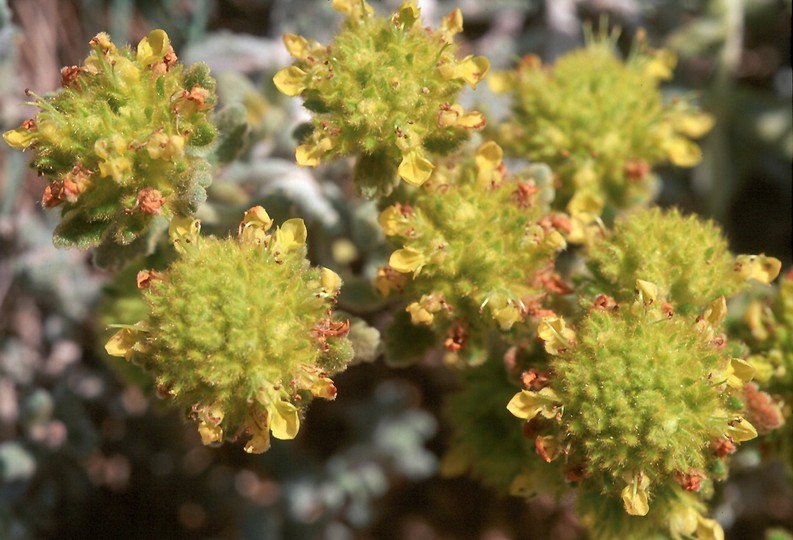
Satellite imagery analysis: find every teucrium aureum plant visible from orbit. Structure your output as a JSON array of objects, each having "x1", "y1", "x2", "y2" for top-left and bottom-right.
[
  {"x1": 3, "y1": 30, "x2": 216, "y2": 256},
  {"x1": 2, "y1": 5, "x2": 789, "y2": 538}
]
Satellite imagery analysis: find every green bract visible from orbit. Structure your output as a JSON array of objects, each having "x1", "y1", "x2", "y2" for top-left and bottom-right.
[
  {"x1": 377, "y1": 142, "x2": 568, "y2": 365},
  {"x1": 274, "y1": 0, "x2": 489, "y2": 197},
  {"x1": 3, "y1": 30, "x2": 216, "y2": 258},
  {"x1": 105, "y1": 208, "x2": 353, "y2": 453}
]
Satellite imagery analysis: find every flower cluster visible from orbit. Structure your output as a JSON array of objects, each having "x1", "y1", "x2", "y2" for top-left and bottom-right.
[
  {"x1": 105, "y1": 207, "x2": 353, "y2": 453},
  {"x1": 274, "y1": 0, "x2": 489, "y2": 197},
  {"x1": 586, "y1": 207, "x2": 782, "y2": 312},
  {"x1": 498, "y1": 208, "x2": 781, "y2": 539},
  {"x1": 491, "y1": 36, "x2": 713, "y2": 227},
  {"x1": 376, "y1": 142, "x2": 568, "y2": 365},
  {"x1": 3, "y1": 30, "x2": 216, "y2": 254}
]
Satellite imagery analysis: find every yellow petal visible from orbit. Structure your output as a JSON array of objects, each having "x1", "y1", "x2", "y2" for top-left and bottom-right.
[
  {"x1": 168, "y1": 216, "x2": 201, "y2": 252},
  {"x1": 506, "y1": 388, "x2": 561, "y2": 420},
  {"x1": 495, "y1": 305, "x2": 522, "y2": 330},
  {"x1": 644, "y1": 49, "x2": 677, "y2": 80},
  {"x1": 270, "y1": 400, "x2": 300, "y2": 440},
  {"x1": 440, "y1": 9, "x2": 463, "y2": 41},
  {"x1": 398, "y1": 150, "x2": 434, "y2": 186},
  {"x1": 395, "y1": 2, "x2": 420, "y2": 28},
  {"x1": 388, "y1": 248, "x2": 426, "y2": 274},
  {"x1": 734, "y1": 254, "x2": 782, "y2": 284},
  {"x1": 456, "y1": 110, "x2": 486, "y2": 130},
  {"x1": 295, "y1": 137, "x2": 333, "y2": 167},
  {"x1": 105, "y1": 328, "x2": 138, "y2": 359},
  {"x1": 704, "y1": 296, "x2": 728, "y2": 327},
  {"x1": 440, "y1": 55, "x2": 490, "y2": 87},
  {"x1": 3, "y1": 127, "x2": 36, "y2": 150},
  {"x1": 696, "y1": 515, "x2": 725, "y2": 540},
  {"x1": 273, "y1": 66, "x2": 308, "y2": 96},
  {"x1": 567, "y1": 190, "x2": 604, "y2": 220},
  {"x1": 407, "y1": 302, "x2": 434, "y2": 325},
  {"x1": 668, "y1": 506, "x2": 699, "y2": 537},
  {"x1": 672, "y1": 111, "x2": 715, "y2": 138},
  {"x1": 665, "y1": 136, "x2": 702, "y2": 167},
  {"x1": 274, "y1": 218, "x2": 307, "y2": 252},
  {"x1": 537, "y1": 317, "x2": 575, "y2": 355},
  {"x1": 543, "y1": 230, "x2": 567, "y2": 251},
  {"x1": 320, "y1": 267, "x2": 343, "y2": 293},
  {"x1": 136, "y1": 29, "x2": 170, "y2": 67},
  {"x1": 243, "y1": 206, "x2": 273, "y2": 231},
  {"x1": 197, "y1": 421, "x2": 223, "y2": 445},
  {"x1": 378, "y1": 205, "x2": 406, "y2": 237},
  {"x1": 725, "y1": 416, "x2": 757, "y2": 442},
  {"x1": 729, "y1": 358, "x2": 755, "y2": 387},
  {"x1": 244, "y1": 427, "x2": 271, "y2": 454},
  {"x1": 331, "y1": 0, "x2": 373, "y2": 18},
  {"x1": 283, "y1": 33, "x2": 310, "y2": 60},
  {"x1": 621, "y1": 478, "x2": 650, "y2": 516},
  {"x1": 636, "y1": 279, "x2": 660, "y2": 305},
  {"x1": 474, "y1": 140, "x2": 503, "y2": 183}
]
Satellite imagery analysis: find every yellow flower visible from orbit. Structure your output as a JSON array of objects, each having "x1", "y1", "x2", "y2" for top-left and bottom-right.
[
  {"x1": 283, "y1": 33, "x2": 310, "y2": 60},
  {"x1": 389, "y1": 247, "x2": 427, "y2": 274},
  {"x1": 537, "y1": 316, "x2": 575, "y2": 355},
  {"x1": 621, "y1": 472, "x2": 651, "y2": 516},
  {"x1": 439, "y1": 9, "x2": 463, "y2": 42},
  {"x1": 672, "y1": 111, "x2": 715, "y2": 139},
  {"x1": 295, "y1": 137, "x2": 333, "y2": 167},
  {"x1": 168, "y1": 216, "x2": 201, "y2": 253},
  {"x1": 197, "y1": 421, "x2": 223, "y2": 445},
  {"x1": 105, "y1": 328, "x2": 138, "y2": 360},
  {"x1": 506, "y1": 387, "x2": 561, "y2": 420},
  {"x1": 407, "y1": 302, "x2": 434, "y2": 325},
  {"x1": 273, "y1": 66, "x2": 308, "y2": 96},
  {"x1": 331, "y1": 0, "x2": 374, "y2": 18},
  {"x1": 696, "y1": 515, "x2": 725, "y2": 540},
  {"x1": 724, "y1": 415, "x2": 757, "y2": 442},
  {"x1": 273, "y1": 218, "x2": 307, "y2": 253},
  {"x1": 439, "y1": 55, "x2": 490, "y2": 88},
  {"x1": 398, "y1": 149, "x2": 435, "y2": 186},
  {"x1": 664, "y1": 135, "x2": 702, "y2": 167},
  {"x1": 474, "y1": 141, "x2": 504, "y2": 186},
  {"x1": 734, "y1": 254, "x2": 782, "y2": 284},
  {"x1": 136, "y1": 29, "x2": 171, "y2": 68},
  {"x1": 2, "y1": 126, "x2": 36, "y2": 150}
]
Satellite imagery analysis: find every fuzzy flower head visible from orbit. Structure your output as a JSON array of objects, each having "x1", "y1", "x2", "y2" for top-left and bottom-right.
[
  {"x1": 273, "y1": 0, "x2": 489, "y2": 197},
  {"x1": 586, "y1": 207, "x2": 781, "y2": 313},
  {"x1": 506, "y1": 289, "x2": 756, "y2": 537},
  {"x1": 377, "y1": 142, "x2": 568, "y2": 365},
  {"x1": 105, "y1": 207, "x2": 353, "y2": 453},
  {"x1": 491, "y1": 34, "x2": 713, "y2": 222},
  {"x1": 2, "y1": 30, "x2": 216, "y2": 256}
]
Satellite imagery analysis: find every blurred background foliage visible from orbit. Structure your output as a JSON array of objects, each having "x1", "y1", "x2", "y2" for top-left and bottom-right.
[{"x1": 0, "y1": 0, "x2": 790, "y2": 538}]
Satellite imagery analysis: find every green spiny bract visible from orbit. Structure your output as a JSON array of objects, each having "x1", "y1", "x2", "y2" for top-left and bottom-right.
[
  {"x1": 273, "y1": 0, "x2": 489, "y2": 198},
  {"x1": 2, "y1": 30, "x2": 216, "y2": 255},
  {"x1": 376, "y1": 142, "x2": 568, "y2": 366},
  {"x1": 507, "y1": 293, "x2": 758, "y2": 539},
  {"x1": 105, "y1": 207, "x2": 353, "y2": 453},
  {"x1": 491, "y1": 37, "x2": 713, "y2": 229},
  {"x1": 586, "y1": 207, "x2": 782, "y2": 313}
]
